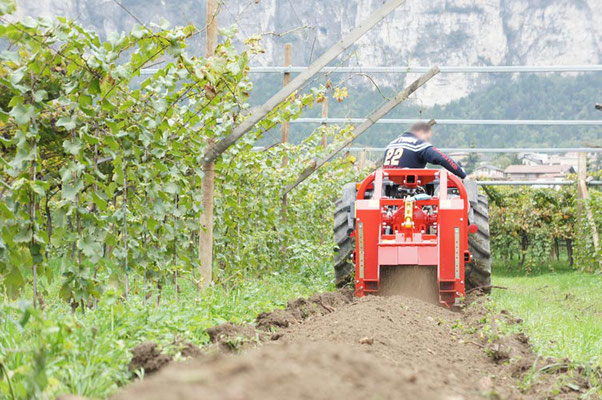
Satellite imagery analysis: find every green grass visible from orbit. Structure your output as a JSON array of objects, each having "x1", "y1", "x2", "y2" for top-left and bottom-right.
[
  {"x1": 490, "y1": 260, "x2": 602, "y2": 368},
  {"x1": 0, "y1": 267, "x2": 333, "y2": 399}
]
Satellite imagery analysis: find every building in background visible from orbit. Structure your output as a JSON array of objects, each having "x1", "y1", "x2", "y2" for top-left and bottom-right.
[
  {"x1": 547, "y1": 152, "x2": 580, "y2": 171},
  {"x1": 470, "y1": 165, "x2": 505, "y2": 179},
  {"x1": 504, "y1": 164, "x2": 575, "y2": 181},
  {"x1": 518, "y1": 152, "x2": 548, "y2": 166}
]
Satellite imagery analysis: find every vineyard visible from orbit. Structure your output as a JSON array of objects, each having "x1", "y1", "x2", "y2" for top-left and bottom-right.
[
  {"x1": 486, "y1": 183, "x2": 602, "y2": 273},
  {"x1": 0, "y1": 13, "x2": 363, "y2": 397},
  {"x1": 0, "y1": 13, "x2": 362, "y2": 303},
  {"x1": 0, "y1": 1, "x2": 601, "y2": 399}
]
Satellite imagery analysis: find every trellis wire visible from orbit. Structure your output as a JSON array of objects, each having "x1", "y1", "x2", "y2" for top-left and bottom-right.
[
  {"x1": 290, "y1": 118, "x2": 602, "y2": 126},
  {"x1": 141, "y1": 65, "x2": 602, "y2": 75}
]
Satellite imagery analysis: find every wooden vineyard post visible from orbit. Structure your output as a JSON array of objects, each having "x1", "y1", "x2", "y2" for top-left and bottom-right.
[
  {"x1": 206, "y1": 0, "x2": 218, "y2": 57},
  {"x1": 577, "y1": 152, "x2": 600, "y2": 269},
  {"x1": 282, "y1": 43, "x2": 292, "y2": 167},
  {"x1": 123, "y1": 167, "x2": 129, "y2": 299},
  {"x1": 31, "y1": 143, "x2": 38, "y2": 308},
  {"x1": 577, "y1": 152, "x2": 587, "y2": 202},
  {"x1": 358, "y1": 149, "x2": 367, "y2": 170},
  {"x1": 199, "y1": 0, "x2": 219, "y2": 288},
  {"x1": 321, "y1": 97, "x2": 329, "y2": 148},
  {"x1": 281, "y1": 43, "x2": 292, "y2": 246}
]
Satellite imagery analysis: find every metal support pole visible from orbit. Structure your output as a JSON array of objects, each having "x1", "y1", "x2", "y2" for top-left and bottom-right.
[{"x1": 284, "y1": 66, "x2": 440, "y2": 195}]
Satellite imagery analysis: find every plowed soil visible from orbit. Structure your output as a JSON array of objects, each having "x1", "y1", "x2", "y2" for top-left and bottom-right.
[{"x1": 114, "y1": 291, "x2": 594, "y2": 400}]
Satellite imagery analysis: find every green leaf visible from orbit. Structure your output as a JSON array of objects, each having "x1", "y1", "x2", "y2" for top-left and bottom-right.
[
  {"x1": 158, "y1": 17, "x2": 170, "y2": 30},
  {"x1": 61, "y1": 180, "x2": 84, "y2": 202},
  {"x1": 33, "y1": 89, "x2": 48, "y2": 102},
  {"x1": 78, "y1": 236, "x2": 102, "y2": 262},
  {"x1": 19, "y1": 307, "x2": 32, "y2": 327},
  {"x1": 8, "y1": 95, "x2": 23, "y2": 108},
  {"x1": 4, "y1": 265, "x2": 24, "y2": 299},
  {"x1": 79, "y1": 94, "x2": 93, "y2": 107},
  {"x1": 57, "y1": 116, "x2": 76, "y2": 131},
  {"x1": 103, "y1": 135, "x2": 120, "y2": 151},
  {"x1": 131, "y1": 25, "x2": 146, "y2": 39},
  {"x1": 30, "y1": 182, "x2": 46, "y2": 197},
  {"x1": 9, "y1": 103, "x2": 33, "y2": 125},
  {"x1": 0, "y1": 0, "x2": 16, "y2": 15},
  {"x1": 30, "y1": 241, "x2": 43, "y2": 264},
  {"x1": 63, "y1": 139, "x2": 82, "y2": 155},
  {"x1": 10, "y1": 66, "x2": 25, "y2": 85},
  {"x1": 92, "y1": 191, "x2": 108, "y2": 211},
  {"x1": 20, "y1": 16, "x2": 36, "y2": 29},
  {"x1": 14, "y1": 228, "x2": 32, "y2": 243},
  {"x1": 89, "y1": 78, "x2": 101, "y2": 95},
  {"x1": 0, "y1": 201, "x2": 14, "y2": 218},
  {"x1": 164, "y1": 182, "x2": 180, "y2": 194},
  {"x1": 59, "y1": 282, "x2": 72, "y2": 302}
]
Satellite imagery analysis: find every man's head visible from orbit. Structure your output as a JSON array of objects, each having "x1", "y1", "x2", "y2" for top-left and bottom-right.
[{"x1": 410, "y1": 121, "x2": 433, "y2": 142}]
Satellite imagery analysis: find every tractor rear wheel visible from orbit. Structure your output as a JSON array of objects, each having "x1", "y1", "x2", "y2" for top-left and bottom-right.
[
  {"x1": 467, "y1": 193, "x2": 492, "y2": 291},
  {"x1": 333, "y1": 184, "x2": 356, "y2": 287}
]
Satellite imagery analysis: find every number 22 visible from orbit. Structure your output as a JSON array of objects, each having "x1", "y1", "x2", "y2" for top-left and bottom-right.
[{"x1": 384, "y1": 148, "x2": 403, "y2": 166}]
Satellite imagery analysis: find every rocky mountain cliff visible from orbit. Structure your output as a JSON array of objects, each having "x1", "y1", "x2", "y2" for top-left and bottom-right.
[{"x1": 11, "y1": 0, "x2": 602, "y2": 104}]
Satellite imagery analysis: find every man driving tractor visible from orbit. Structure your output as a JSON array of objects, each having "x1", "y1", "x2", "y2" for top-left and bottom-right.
[
  {"x1": 383, "y1": 121, "x2": 466, "y2": 179},
  {"x1": 335, "y1": 122, "x2": 491, "y2": 297}
]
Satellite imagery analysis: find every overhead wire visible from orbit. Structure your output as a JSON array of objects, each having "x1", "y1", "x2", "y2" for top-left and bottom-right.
[{"x1": 111, "y1": 0, "x2": 146, "y2": 27}]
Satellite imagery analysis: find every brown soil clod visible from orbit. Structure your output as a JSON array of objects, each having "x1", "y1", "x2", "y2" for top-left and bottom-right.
[
  {"x1": 256, "y1": 309, "x2": 297, "y2": 330},
  {"x1": 487, "y1": 342, "x2": 512, "y2": 363},
  {"x1": 205, "y1": 322, "x2": 259, "y2": 353},
  {"x1": 180, "y1": 342, "x2": 203, "y2": 358},
  {"x1": 358, "y1": 336, "x2": 374, "y2": 345},
  {"x1": 128, "y1": 342, "x2": 172, "y2": 375},
  {"x1": 171, "y1": 336, "x2": 203, "y2": 359},
  {"x1": 256, "y1": 289, "x2": 353, "y2": 331}
]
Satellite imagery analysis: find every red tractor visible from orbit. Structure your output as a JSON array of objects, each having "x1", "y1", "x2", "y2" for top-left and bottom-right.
[{"x1": 334, "y1": 168, "x2": 491, "y2": 307}]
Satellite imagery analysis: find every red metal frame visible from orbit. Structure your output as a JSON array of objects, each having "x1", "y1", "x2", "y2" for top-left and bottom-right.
[{"x1": 352, "y1": 168, "x2": 471, "y2": 307}]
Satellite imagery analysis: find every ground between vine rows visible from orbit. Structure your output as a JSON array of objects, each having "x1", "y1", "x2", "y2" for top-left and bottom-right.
[{"x1": 113, "y1": 290, "x2": 593, "y2": 399}]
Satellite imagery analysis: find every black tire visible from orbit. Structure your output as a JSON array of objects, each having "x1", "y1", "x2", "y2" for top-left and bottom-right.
[
  {"x1": 334, "y1": 185, "x2": 356, "y2": 287},
  {"x1": 467, "y1": 193, "x2": 492, "y2": 291}
]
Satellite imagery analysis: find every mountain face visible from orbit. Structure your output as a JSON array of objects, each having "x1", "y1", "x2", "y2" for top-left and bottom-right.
[{"x1": 11, "y1": 0, "x2": 602, "y2": 104}]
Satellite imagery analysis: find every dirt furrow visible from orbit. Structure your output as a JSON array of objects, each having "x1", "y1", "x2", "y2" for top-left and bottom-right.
[{"x1": 113, "y1": 292, "x2": 589, "y2": 399}]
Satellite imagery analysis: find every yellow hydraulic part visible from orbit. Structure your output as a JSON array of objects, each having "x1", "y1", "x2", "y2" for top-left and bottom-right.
[{"x1": 402, "y1": 197, "x2": 414, "y2": 229}]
